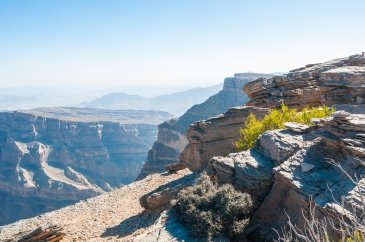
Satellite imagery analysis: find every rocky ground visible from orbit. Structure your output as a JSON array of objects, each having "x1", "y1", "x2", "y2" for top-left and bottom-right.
[{"x1": 0, "y1": 169, "x2": 192, "y2": 242}]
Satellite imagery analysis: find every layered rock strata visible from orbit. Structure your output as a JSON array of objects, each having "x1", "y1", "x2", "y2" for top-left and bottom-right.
[
  {"x1": 137, "y1": 73, "x2": 273, "y2": 179},
  {"x1": 179, "y1": 106, "x2": 270, "y2": 171},
  {"x1": 208, "y1": 112, "x2": 365, "y2": 241},
  {"x1": 0, "y1": 108, "x2": 170, "y2": 225},
  {"x1": 244, "y1": 54, "x2": 365, "y2": 109}
]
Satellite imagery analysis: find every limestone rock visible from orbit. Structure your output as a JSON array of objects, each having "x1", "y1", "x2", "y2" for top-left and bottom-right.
[
  {"x1": 137, "y1": 73, "x2": 273, "y2": 179},
  {"x1": 140, "y1": 172, "x2": 200, "y2": 210},
  {"x1": 246, "y1": 113, "x2": 365, "y2": 241},
  {"x1": 208, "y1": 150, "x2": 274, "y2": 203},
  {"x1": 203, "y1": 106, "x2": 365, "y2": 241},
  {"x1": 244, "y1": 54, "x2": 365, "y2": 109},
  {"x1": 284, "y1": 122, "x2": 311, "y2": 133},
  {"x1": 180, "y1": 106, "x2": 270, "y2": 171}
]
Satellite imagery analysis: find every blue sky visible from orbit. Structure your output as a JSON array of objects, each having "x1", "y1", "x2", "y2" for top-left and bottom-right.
[{"x1": 0, "y1": 0, "x2": 364, "y2": 89}]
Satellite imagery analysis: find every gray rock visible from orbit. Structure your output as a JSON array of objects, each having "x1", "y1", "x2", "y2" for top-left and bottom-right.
[
  {"x1": 244, "y1": 55, "x2": 365, "y2": 109},
  {"x1": 140, "y1": 173, "x2": 200, "y2": 210},
  {"x1": 138, "y1": 73, "x2": 273, "y2": 179},
  {"x1": 284, "y1": 122, "x2": 311, "y2": 133},
  {"x1": 180, "y1": 106, "x2": 269, "y2": 171}
]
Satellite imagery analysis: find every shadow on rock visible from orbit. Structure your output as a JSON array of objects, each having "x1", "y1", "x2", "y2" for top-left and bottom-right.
[{"x1": 101, "y1": 210, "x2": 161, "y2": 239}]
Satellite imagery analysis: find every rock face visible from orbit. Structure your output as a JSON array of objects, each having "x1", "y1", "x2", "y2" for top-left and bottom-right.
[
  {"x1": 0, "y1": 108, "x2": 172, "y2": 226},
  {"x1": 197, "y1": 55, "x2": 365, "y2": 240},
  {"x1": 180, "y1": 106, "x2": 270, "y2": 171},
  {"x1": 137, "y1": 73, "x2": 273, "y2": 179},
  {"x1": 207, "y1": 112, "x2": 365, "y2": 241},
  {"x1": 244, "y1": 54, "x2": 365, "y2": 109}
]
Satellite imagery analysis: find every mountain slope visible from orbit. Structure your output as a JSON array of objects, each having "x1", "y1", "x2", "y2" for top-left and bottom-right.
[
  {"x1": 137, "y1": 73, "x2": 273, "y2": 179},
  {"x1": 80, "y1": 83, "x2": 223, "y2": 116}
]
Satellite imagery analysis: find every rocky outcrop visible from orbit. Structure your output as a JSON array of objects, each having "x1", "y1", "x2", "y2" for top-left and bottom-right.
[
  {"x1": 244, "y1": 54, "x2": 365, "y2": 109},
  {"x1": 179, "y1": 106, "x2": 270, "y2": 171},
  {"x1": 0, "y1": 169, "x2": 191, "y2": 242},
  {"x1": 140, "y1": 172, "x2": 200, "y2": 210},
  {"x1": 0, "y1": 108, "x2": 172, "y2": 226},
  {"x1": 137, "y1": 73, "x2": 273, "y2": 179},
  {"x1": 207, "y1": 112, "x2": 365, "y2": 241},
  {"x1": 207, "y1": 126, "x2": 309, "y2": 203}
]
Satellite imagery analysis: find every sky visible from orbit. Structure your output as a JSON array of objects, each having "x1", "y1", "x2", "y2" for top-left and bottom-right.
[{"x1": 0, "y1": 0, "x2": 364, "y2": 90}]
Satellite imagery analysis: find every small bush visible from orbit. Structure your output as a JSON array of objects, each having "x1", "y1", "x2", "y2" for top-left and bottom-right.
[
  {"x1": 235, "y1": 104, "x2": 335, "y2": 151},
  {"x1": 171, "y1": 173, "x2": 253, "y2": 240}
]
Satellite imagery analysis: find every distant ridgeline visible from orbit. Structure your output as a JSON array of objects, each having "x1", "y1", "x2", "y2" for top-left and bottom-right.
[
  {"x1": 79, "y1": 83, "x2": 224, "y2": 116},
  {"x1": 0, "y1": 107, "x2": 173, "y2": 225},
  {"x1": 136, "y1": 73, "x2": 274, "y2": 180}
]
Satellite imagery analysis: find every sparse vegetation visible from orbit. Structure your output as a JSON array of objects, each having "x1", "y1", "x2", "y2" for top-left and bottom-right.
[
  {"x1": 171, "y1": 173, "x2": 253, "y2": 240},
  {"x1": 276, "y1": 159, "x2": 365, "y2": 242},
  {"x1": 235, "y1": 104, "x2": 335, "y2": 151}
]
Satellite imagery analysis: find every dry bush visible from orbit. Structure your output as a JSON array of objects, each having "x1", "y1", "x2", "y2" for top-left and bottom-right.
[{"x1": 171, "y1": 173, "x2": 253, "y2": 240}]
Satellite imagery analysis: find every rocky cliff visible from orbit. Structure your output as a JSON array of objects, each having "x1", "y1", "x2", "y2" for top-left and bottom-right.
[
  {"x1": 244, "y1": 54, "x2": 365, "y2": 109},
  {"x1": 208, "y1": 111, "x2": 365, "y2": 240},
  {"x1": 179, "y1": 106, "x2": 270, "y2": 171},
  {"x1": 200, "y1": 54, "x2": 365, "y2": 240},
  {"x1": 0, "y1": 107, "x2": 173, "y2": 226},
  {"x1": 176, "y1": 54, "x2": 365, "y2": 173},
  {"x1": 137, "y1": 73, "x2": 273, "y2": 179}
]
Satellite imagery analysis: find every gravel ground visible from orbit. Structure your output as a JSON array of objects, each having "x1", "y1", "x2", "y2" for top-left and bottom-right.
[{"x1": 0, "y1": 169, "x2": 191, "y2": 242}]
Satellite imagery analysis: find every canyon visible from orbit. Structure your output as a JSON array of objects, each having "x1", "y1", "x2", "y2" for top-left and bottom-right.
[
  {"x1": 1, "y1": 54, "x2": 365, "y2": 241},
  {"x1": 137, "y1": 73, "x2": 273, "y2": 180},
  {"x1": 0, "y1": 107, "x2": 173, "y2": 226}
]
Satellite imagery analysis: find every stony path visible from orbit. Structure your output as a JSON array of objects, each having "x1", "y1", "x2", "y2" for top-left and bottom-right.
[{"x1": 0, "y1": 169, "x2": 191, "y2": 242}]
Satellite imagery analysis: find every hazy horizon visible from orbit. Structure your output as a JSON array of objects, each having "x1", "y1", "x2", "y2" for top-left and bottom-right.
[{"x1": 1, "y1": 0, "x2": 364, "y2": 89}]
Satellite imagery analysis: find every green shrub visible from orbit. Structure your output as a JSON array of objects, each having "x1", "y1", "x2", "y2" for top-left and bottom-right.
[
  {"x1": 171, "y1": 173, "x2": 253, "y2": 240},
  {"x1": 235, "y1": 104, "x2": 335, "y2": 151}
]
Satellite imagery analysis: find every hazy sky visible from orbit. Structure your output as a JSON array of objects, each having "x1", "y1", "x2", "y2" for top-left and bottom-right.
[{"x1": 0, "y1": 0, "x2": 364, "y2": 89}]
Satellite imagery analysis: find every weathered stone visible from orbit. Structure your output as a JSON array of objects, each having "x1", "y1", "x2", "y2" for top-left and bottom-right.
[
  {"x1": 244, "y1": 55, "x2": 365, "y2": 109},
  {"x1": 284, "y1": 122, "x2": 311, "y2": 133},
  {"x1": 180, "y1": 106, "x2": 270, "y2": 171},
  {"x1": 140, "y1": 172, "x2": 200, "y2": 210},
  {"x1": 208, "y1": 149, "x2": 274, "y2": 203},
  {"x1": 246, "y1": 113, "x2": 365, "y2": 241},
  {"x1": 138, "y1": 73, "x2": 273, "y2": 179},
  {"x1": 256, "y1": 129, "x2": 305, "y2": 166}
]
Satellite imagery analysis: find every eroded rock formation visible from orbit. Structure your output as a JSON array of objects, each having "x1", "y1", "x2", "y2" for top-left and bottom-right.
[
  {"x1": 0, "y1": 108, "x2": 172, "y2": 225},
  {"x1": 244, "y1": 54, "x2": 365, "y2": 109},
  {"x1": 180, "y1": 106, "x2": 270, "y2": 172},
  {"x1": 137, "y1": 73, "x2": 273, "y2": 179}
]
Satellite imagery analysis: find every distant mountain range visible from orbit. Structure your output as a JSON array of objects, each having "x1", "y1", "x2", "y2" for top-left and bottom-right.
[{"x1": 79, "y1": 83, "x2": 223, "y2": 116}]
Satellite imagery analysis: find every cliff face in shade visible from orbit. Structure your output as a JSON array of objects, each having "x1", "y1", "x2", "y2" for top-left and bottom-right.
[
  {"x1": 244, "y1": 54, "x2": 365, "y2": 109},
  {"x1": 0, "y1": 107, "x2": 173, "y2": 226},
  {"x1": 137, "y1": 73, "x2": 273, "y2": 180},
  {"x1": 179, "y1": 106, "x2": 270, "y2": 171}
]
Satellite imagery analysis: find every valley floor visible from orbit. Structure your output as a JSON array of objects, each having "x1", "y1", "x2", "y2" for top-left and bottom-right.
[{"x1": 0, "y1": 169, "x2": 191, "y2": 242}]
